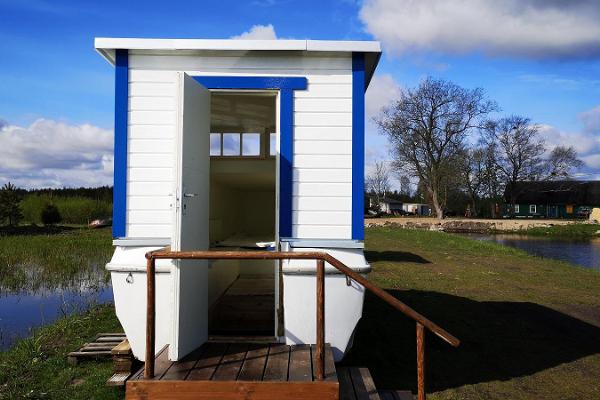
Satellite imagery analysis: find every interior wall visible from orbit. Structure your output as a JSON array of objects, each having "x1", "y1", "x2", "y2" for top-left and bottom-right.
[
  {"x1": 207, "y1": 92, "x2": 277, "y2": 301},
  {"x1": 209, "y1": 182, "x2": 241, "y2": 243}
]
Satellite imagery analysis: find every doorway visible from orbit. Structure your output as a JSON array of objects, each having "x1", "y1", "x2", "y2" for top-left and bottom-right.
[{"x1": 206, "y1": 92, "x2": 278, "y2": 337}]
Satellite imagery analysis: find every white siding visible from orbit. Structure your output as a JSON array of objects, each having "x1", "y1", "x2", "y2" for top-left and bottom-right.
[{"x1": 125, "y1": 52, "x2": 353, "y2": 239}]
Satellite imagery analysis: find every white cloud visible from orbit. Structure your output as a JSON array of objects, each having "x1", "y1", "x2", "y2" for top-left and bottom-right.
[
  {"x1": 537, "y1": 105, "x2": 600, "y2": 177},
  {"x1": 538, "y1": 124, "x2": 600, "y2": 157},
  {"x1": 360, "y1": 0, "x2": 600, "y2": 58},
  {"x1": 0, "y1": 119, "x2": 113, "y2": 188},
  {"x1": 581, "y1": 105, "x2": 600, "y2": 135},
  {"x1": 231, "y1": 24, "x2": 278, "y2": 40},
  {"x1": 365, "y1": 73, "x2": 401, "y2": 119}
]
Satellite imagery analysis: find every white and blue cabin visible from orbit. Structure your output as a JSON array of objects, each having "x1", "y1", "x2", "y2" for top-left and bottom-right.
[{"x1": 96, "y1": 38, "x2": 381, "y2": 362}]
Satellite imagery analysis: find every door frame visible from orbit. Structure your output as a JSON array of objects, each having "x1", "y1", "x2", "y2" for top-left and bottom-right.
[
  {"x1": 191, "y1": 76, "x2": 307, "y2": 239},
  {"x1": 177, "y1": 76, "x2": 307, "y2": 340}
]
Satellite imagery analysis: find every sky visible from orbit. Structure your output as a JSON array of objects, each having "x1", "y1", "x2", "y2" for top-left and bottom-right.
[{"x1": 1, "y1": 0, "x2": 600, "y2": 188}]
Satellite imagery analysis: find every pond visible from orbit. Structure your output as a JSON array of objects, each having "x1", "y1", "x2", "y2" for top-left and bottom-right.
[
  {"x1": 0, "y1": 229, "x2": 114, "y2": 350},
  {"x1": 0, "y1": 263, "x2": 112, "y2": 350},
  {"x1": 462, "y1": 233, "x2": 600, "y2": 271}
]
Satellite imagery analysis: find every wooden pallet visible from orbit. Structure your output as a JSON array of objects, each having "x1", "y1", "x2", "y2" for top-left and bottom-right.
[{"x1": 67, "y1": 333, "x2": 126, "y2": 365}]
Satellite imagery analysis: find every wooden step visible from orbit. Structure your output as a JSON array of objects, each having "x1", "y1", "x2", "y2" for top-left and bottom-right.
[
  {"x1": 107, "y1": 372, "x2": 131, "y2": 387},
  {"x1": 338, "y1": 367, "x2": 380, "y2": 400},
  {"x1": 378, "y1": 390, "x2": 414, "y2": 400},
  {"x1": 338, "y1": 367, "x2": 413, "y2": 400}
]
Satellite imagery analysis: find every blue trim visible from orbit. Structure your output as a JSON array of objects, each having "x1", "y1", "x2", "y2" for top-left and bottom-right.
[
  {"x1": 193, "y1": 76, "x2": 307, "y2": 90},
  {"x1": 113, "y1": 49, "x2": 128, "y2": 238},
  {"x1": 279, "y1": 89, "x2": 294, "y2": 238},
  {"x1": 352, "y1": 53, "x2": 365, "y2": 241},
  {"x1": 192, "y1": 76, "x2": 305, "y2": 237}
]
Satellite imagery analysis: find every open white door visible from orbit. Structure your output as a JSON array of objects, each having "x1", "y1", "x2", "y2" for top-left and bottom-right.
[{"x1": 171, "y1": 73, "x2": 211, "y2": 360}]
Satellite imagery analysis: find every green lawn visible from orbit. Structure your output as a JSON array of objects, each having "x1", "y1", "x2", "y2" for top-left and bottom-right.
[
  {"x1": 341, "y1": 227, "x2": 600, "y2": 399},
  {"x1": 0, "y1": 304, "x2": 122, "y2": 400}
]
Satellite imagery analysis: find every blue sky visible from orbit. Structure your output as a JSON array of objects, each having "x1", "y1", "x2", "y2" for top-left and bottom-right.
[{"x1": 1, "y1": 0, "x2": 600, "y2": 188}]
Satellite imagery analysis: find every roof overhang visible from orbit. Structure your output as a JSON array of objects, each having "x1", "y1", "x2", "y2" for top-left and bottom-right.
[{"x1": 94, "y1": 38, "x2": 382, "y2": 89}]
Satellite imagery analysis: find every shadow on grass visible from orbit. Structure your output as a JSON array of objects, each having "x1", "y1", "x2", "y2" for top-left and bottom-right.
[
  {"x1": 0, "y1": 225, "x2": 78, "y2": 236},
  {"x1": 364, "y1": 250, "x2": 431, "y2": 264},
  {"x1": 340, "y1": 290, "x2": 600, "y2": 392}
]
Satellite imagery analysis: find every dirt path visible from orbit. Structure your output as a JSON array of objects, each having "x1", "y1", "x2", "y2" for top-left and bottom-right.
[{"x1": 365, "y1": 216, "x2": 592, "y2": 233}]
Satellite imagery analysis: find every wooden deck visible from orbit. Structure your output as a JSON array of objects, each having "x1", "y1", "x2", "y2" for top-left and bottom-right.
[{"x1": 127, "y1": 342, "x2": 338, "y2": 400}]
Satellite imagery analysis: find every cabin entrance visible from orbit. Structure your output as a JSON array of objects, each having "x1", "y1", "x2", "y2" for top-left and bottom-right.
[
  {"x1": 171, "y1": 75, "x2": 279, "y2": 360},
  {"x1": 206, "y1": 91, "x2": 278, "y2": 338}
]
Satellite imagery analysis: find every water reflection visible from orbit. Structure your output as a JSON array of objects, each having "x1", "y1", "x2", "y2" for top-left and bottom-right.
[
  {"x1": 463, "y1": 233, "x2": 600, "y2": 271},
  {"x1": 0, "y1": 260, "x2": 112, "y2": 350}
]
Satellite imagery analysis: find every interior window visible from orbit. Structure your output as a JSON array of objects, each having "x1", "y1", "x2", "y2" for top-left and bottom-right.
[
  {"x1": 222, "y1": 133, "x2": 241, "y2": 156},
  {"x1": 242, "y1": 133, "x2": 260, "y2": 156},
  {"x1": 210, "y1": 133, "x2": 221, "y2": 156},
  {"x1": 269, "y1": 133, "x2": 276, "y2": 156}
]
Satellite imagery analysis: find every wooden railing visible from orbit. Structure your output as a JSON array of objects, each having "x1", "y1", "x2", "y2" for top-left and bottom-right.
[{"x1": 144, "y1": 249, "x2": 460, "y2": 400}]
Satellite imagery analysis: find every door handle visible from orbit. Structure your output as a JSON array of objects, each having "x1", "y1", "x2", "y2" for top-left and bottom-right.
[{"x1": 183, "y1": 193, "x2": 198, "y2": 198}]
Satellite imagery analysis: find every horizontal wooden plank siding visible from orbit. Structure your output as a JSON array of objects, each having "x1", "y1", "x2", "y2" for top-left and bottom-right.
[{"x1": 125, "y1": 52, "x2": 353, "y2": 239}]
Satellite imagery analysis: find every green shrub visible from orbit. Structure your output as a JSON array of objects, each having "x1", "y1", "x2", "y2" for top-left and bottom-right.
[
  {"x1": 41, "y1": 203, "x2": 62, "y2": 225},
  {"x1": 0, "y1": 182, "x2": 24, "y2": 226},
  {"x1": 20, "y1": 194, "x2": 111, "y2": 225}
]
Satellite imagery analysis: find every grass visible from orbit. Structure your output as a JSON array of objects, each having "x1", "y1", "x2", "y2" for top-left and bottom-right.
[
  {"x1": 21, "y1": 194, "x2": 111, "y2": 225},
  {"x1": 0, "y1": 227, "x2": 121, "y2": 400},
  {"x1": 517, "y1": 223, "x2": 600, "y2": 239},
  {"x1": 2, "y1": 227, "x2": 599, "y2": 399},
  {"x1": 341, "y1": 227, "x2": 600, "y2": 399},
  {"x1": 0, "y1": 227, "x2": 113, "y2": 292},
  {"x1": 0, "y1": 304, "x2": 122, "y2": 400}
]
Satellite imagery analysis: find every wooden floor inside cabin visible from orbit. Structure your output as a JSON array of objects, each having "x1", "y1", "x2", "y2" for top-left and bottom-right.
[{"x1": 209, "y1": 275, "x2": 275, "y2": 336}]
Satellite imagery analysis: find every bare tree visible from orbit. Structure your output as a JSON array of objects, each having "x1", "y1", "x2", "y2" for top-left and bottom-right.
[
  {"x1": 458, "y1": 147, "x2": 487, "y2": 217},
  {"x1": 482, "y1": 116, "x2": 545, "y2": 214},
  {"x1": 399, "y1": 175, "x2": 411, "y2": 197},
  {"x1": 480, "y1": 142, "x2": 504, "y2": 217},
  {"x1": 376, "y1": 77, "x2": 497, "y2": 218},
  {"x1": 545, "y1": 146, "x2": 583, "y2": 180},
  {"x1": 365, "y1": 161, "x2": 390, "y2": 212}
]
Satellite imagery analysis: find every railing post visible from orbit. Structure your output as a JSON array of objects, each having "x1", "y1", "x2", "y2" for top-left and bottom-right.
[
  {"x1": 144, "y1": 256, "x2": 156, "y2": 379},
  {"x1": 416, "y1": 322, "x2": 426, "y2": 400},
  {"x1": 316, "y1": 258, "x2": 325, "y2": 380}
]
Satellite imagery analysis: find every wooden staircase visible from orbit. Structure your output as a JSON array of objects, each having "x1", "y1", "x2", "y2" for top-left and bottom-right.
[
  {"x1": 141, "y1": 249, "x2": 461, "y2": 400},
  {"x1": 338, "y1": 367, "x2": 413, "y2": 400}
]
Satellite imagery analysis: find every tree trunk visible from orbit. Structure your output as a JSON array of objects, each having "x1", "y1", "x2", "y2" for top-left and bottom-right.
[
  {"x1": 471, "y1": 197, "x2": 478, "y2": 218},
  {"x1": 430, "y1": 188, "x2": 444, "y2": 219}
]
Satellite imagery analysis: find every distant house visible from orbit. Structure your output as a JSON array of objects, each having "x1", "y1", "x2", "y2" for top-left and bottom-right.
[
  {"x1": 380, "y1": 197, "x2": 404, "y2": 214},
  {"x1": 503, "y1": 180, "x2": 600, "y2": 218},
  {"x1": 402, "y1": 203, "x2": 432, "y2": 216},
  {"x1": 367, "y1": 195, "x2": 403, "y2": 214}
]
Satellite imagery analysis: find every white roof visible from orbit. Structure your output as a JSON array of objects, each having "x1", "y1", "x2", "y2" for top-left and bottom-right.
[{"x1": 95, "y1": 38, "x2": 381, "y2": 86}]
